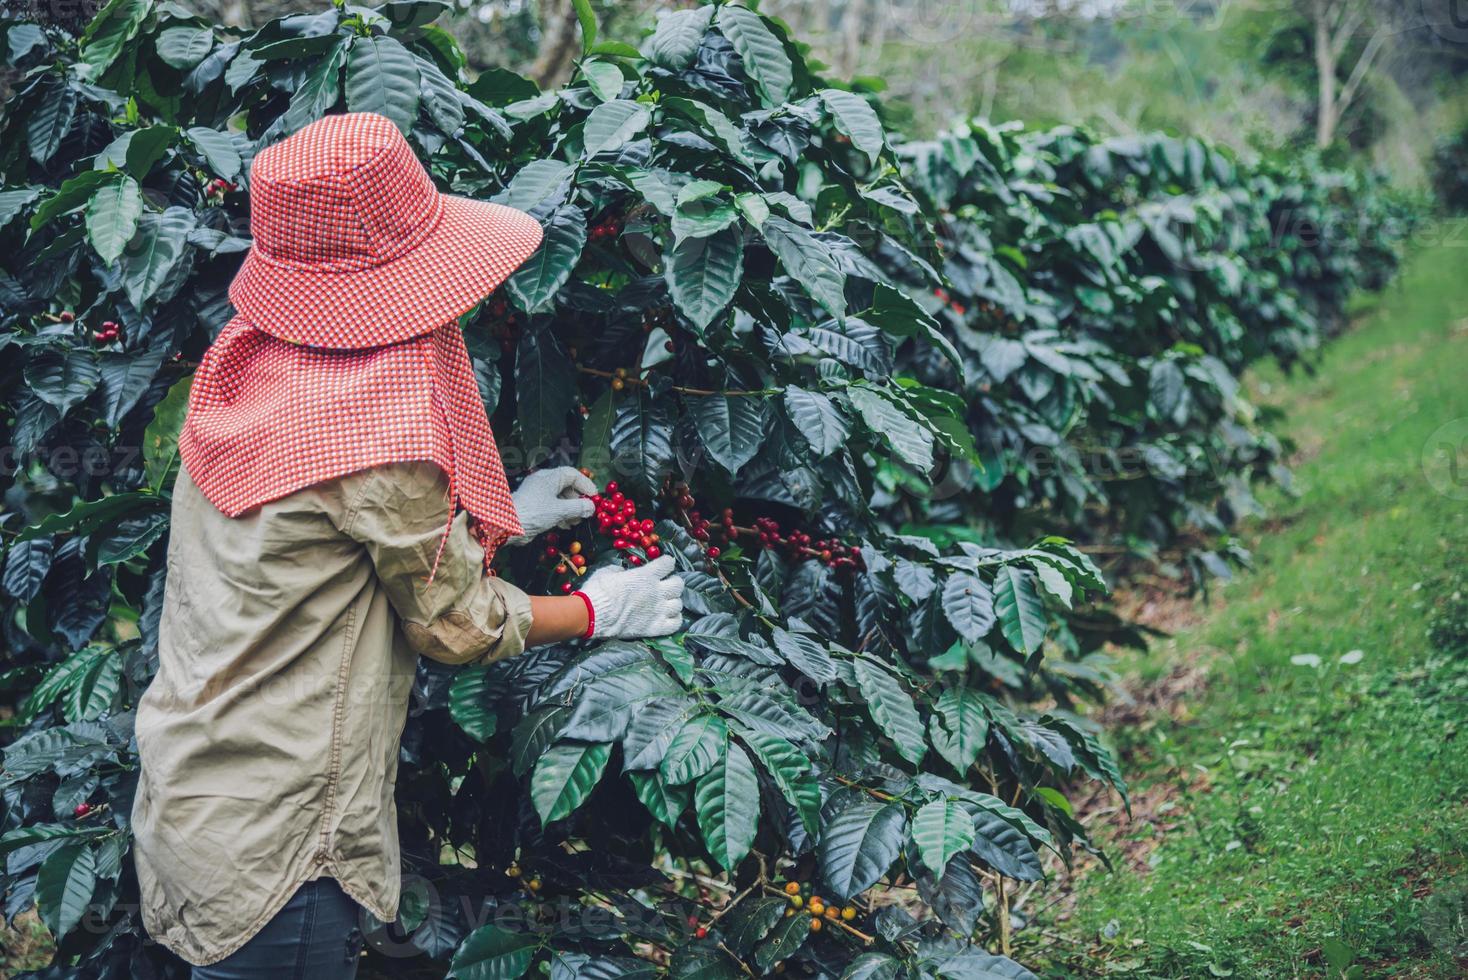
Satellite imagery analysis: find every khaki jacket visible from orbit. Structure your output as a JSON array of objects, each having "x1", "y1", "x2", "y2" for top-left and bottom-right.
[{"x1": 131, "y1": 461, "x2": 532, "y2": 966}]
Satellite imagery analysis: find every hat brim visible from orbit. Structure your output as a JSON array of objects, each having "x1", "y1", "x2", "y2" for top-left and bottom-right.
[{"x1": 228, "y1": 198, "x2": 545, "y2": 349}]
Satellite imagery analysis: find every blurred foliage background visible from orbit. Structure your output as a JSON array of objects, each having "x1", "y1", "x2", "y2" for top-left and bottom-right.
[{"x1": 17, "y1": 0, "x2": 1454, "y2": 184}]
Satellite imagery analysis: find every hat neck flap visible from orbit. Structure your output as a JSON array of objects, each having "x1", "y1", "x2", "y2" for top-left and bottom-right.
[{"x1": 178, "y1": 315, "x2": 523, "y2": 568}]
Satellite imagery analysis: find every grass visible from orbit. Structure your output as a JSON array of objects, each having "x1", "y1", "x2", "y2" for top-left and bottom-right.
[{"x1": 1027, "y1": 240, "x2": 1468, "y2": 977}]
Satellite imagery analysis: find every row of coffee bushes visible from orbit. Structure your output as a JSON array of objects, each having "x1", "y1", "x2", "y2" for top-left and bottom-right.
[{"x1": 887, "y1": 121, "x2": 1412, "y2": 590}]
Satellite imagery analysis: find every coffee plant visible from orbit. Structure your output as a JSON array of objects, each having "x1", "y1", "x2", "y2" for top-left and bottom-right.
[
  {"x1": 892, "y1": 123, "x2": 1412, "y2": 585},
  {"x1": 0, "y1": 1, "x2": 1411, "y2": 977}
]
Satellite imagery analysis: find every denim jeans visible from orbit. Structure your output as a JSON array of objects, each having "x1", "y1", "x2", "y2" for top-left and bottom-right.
[{"x1": 191, "y1": 877, "x2": 364, "y2": 979}]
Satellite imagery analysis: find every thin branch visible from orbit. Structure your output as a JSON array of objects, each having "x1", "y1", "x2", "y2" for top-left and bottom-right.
[
  {"x1": 718, "y1": 941, "x2": 756, "y2": 977},
  {"x1": 574, "y1": 364, "x2": 767, "y2": 397},
  {"x1": 706, "y1": 880, "x2": 761, "y2": 928},
  {"x1": 660, "y1": 866, "x2": 737, "y2": 893},
  {"x1": 1331, "y1": 4, "x2": 1366, "y2": 57},
  {"x1": 1335, "y1": 25, "x2": 1389, "y2": 117},
  {"x1": 833, "y1": 773, "x2": 898, "y2": 802}
]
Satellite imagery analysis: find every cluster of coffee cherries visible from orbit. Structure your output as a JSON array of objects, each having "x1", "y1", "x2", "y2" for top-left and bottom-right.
[
  {"x1": 638, "y1": 306, "x2": 682, "y2": 354},
  {"x1": 781, "y1": 880, "x2": 858, "y2": 934},
  {"x1": 57, "y1": 311, "x2": 124, "y2": 346},
  {"x1": 933, "y1": 286, "x2": 967, "y2": 317},
  {"x1": 608, "y1": 366, "x2": 648, "y2": 393},
  {"x1": 588, "y1": 214, "x2": 622, "y2": 243},
  {"x1": 540, "y1": 533, "x2": 586, "y2": 594},
  {"x1": 206, "y1": 178, "x2": 236, "y2": 199},
  {"x1": 661, "y1": 479, "x2": 865, "y2": 574},
  {"x1": 747, "y1": 517, "x2": 864, "y2": 572},
  {"x1": 539, "y1": 479, "x2": 662, "y2": 593},
  {"x1": 504, "y1": 862, "x2": 542, "y2": 893},
  {"x1": 659, "y1": 481, "x2": 717, "y2": 571},
  {"x1": 640, "y1": 306, "x2": 675, "y2": 334},
  {"x1": 93, "y1": 319, "x2": 122, "y2": 345},
  {"x1": 485, "y1": 294, "x2": 520, "y2": 352},
  {"x1": 971, "y1": 298, "x2": 1019, "y2": 333},
  {"x1": 591, "y1": 482, "x2": 661, "y2": 561}
]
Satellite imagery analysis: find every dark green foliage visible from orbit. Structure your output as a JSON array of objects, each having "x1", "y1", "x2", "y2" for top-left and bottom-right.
[
  {"x1": 1431, "y1": 123, "x2": 1468, "y2": 214},
  {"x1": 894, "y1": 123, "x2": 1413, "y2": 591},
  {"x1": 0, "y1": 3, "x2": 1411, "y2": 978}
]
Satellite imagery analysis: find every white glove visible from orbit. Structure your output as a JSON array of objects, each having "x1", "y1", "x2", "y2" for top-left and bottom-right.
[
  {"x1": 508, "y1": 467, "x2": 597, "y2": 543},
  {"x1": 577, "y1": 555, "x2": 685, "y2": 639}
]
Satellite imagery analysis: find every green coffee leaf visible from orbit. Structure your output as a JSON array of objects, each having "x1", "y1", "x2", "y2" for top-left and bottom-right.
[
  {"x1": 346, "y1": 35, "x2": 421, "y2": 135},
  {"x1": 282, "y1": 38, "x2": 347, "y2": 134},
  {"x1": 912, "y1": 799, "x2": 976, "y2": 878},
  {"x1": 993, "y1": 565, "x2": 1046, "y2": 656},
  {"x1": 716, "y1": 4, "x2": 792, "y2": 105},
  {"x1": 817, "y1": 799, "x2": 906, "y2": 901},
  {"x1": 643, "y1": 5, "x2": 713, "y2": 70},
  {"x1": 819, "y1": 89, "x2": 884, "y2": 164},
  {"x1": 582, "y1": 99, "x2": 650, "y2": 157},
  {"x1": 156, "y1": 25, "x2": 213, "y2": 70},
  {"x1": 694, "y1": 739, "x2": 759, "y2": 870},
  {"x1": 690, "y1": 393, "x2": 765, "y2": 474},
  {"x1": 450, "y1": 924, "x2": 539, "y2": 979},
  {"x1": 531, "y1": 741, "x2": 611, "y2": 824},
  {"x1": 854, "y1": 659, "x2": 925, "y2": 766},
  {"x1": 507, "y1": 205, "x2": 586, "y2": 313},
  {"x1": 85, "y1": 177, "x2": 142, "y2": 265},
  {"x1": 666, "y1": 224, "x2": 743, "y2": 332}
]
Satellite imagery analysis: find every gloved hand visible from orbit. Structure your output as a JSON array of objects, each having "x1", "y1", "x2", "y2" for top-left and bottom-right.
[
  {"x1": 576, "y1": 555, "x2": 685, "y2": 639},
  {"x1": 508, "y1": 467, "x2": 597, "y2": 544}
]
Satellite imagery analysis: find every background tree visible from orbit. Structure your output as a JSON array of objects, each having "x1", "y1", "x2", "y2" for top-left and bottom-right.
[{"x1": 1304, "y1": 0, "x2": 1395, "y2": 148}]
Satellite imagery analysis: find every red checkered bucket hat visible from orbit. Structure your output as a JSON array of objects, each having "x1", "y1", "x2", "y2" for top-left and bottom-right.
[
  {"x1": 180, "y1": 112, "x2": 545, "y2": 568},
  {"x1": 230, "y1": 112, "x2": 542, "y2": 347}
]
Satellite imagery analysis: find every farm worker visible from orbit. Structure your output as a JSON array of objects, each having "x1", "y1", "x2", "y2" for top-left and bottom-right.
[{"x1": 130, "y1": 113, "x2": 684, "y2": 977}]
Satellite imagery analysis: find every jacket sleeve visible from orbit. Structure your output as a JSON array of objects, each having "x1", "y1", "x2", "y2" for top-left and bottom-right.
[{"x1": 340, "y1": 461, "x2": 534, "y2": 665}]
